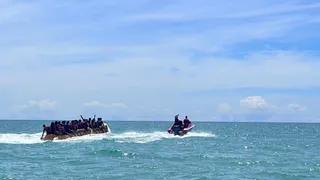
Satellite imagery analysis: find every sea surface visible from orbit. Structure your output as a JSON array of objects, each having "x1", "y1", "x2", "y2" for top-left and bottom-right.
[{"x1": 0, "y1": 120, "x2": 319, "y2": 180}]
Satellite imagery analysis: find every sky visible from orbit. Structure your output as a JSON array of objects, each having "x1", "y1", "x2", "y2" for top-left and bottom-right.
[{"x1": 0, "y1": 0, "x2": 320, "y2": 122}]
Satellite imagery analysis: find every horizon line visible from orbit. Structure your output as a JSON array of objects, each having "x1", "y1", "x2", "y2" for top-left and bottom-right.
[{"x1": 0, "y1": 119, "x2": 319, "y2": 124}]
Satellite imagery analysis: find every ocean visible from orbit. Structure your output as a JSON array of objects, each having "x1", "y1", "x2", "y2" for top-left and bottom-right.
[{"x1": 0, "y1": 120, "x2": 319, "y2": 180}]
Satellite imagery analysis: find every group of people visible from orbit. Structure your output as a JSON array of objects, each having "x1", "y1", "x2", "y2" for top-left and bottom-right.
[
  {"x1": 173, "y1": 114, "x2": 192, "y2": 130},
  {"x1": 41, "y1": 115, "x2": 105, "y2": 138},
  {"x1": 42, "y1": 114, "x2": 192, "y2": 138}
]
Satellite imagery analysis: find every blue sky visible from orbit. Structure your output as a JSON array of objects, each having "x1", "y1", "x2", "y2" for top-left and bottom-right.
[{"x1": 0, "y1": 0, "x2": 320, "y2": 122}]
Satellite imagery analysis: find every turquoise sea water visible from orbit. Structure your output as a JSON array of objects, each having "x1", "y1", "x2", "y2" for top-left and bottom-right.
[{"x1": 0, "y1": 120, "x2": 319, "y2": 180}]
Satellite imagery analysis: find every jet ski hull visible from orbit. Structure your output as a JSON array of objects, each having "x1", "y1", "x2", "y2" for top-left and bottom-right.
[{"x1": 167, "y1": 124, "x2": 195, "y2": 136}]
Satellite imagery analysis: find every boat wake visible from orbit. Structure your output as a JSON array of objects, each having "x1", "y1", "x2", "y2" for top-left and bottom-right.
[
  {"x1": 0, "y1": 131, "x2": 215, "y2": 144},
  {"x1": 0, "y1": 132, "x2": 44, "y2": 144},
  {"x1": 104, "y1": 131, "x2": 215, "y2": 144}
]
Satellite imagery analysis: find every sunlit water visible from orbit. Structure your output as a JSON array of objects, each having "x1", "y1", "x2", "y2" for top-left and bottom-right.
[{"x1": 0, "y1": 120, "x2": 319, "y2": 180}]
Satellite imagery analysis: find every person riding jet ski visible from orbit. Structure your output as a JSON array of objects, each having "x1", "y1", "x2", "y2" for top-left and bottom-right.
[{"x1": 183, "y1": 116, "x2": 192, "y2": 128}]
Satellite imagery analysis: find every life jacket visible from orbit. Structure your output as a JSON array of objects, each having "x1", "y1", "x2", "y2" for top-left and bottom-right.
[
  {"x1": 64, "y1": 124, "x2": 69, "y2": 131},
  {"x1": 79, "y1": 122, "x2": 84, "y2": 129}
]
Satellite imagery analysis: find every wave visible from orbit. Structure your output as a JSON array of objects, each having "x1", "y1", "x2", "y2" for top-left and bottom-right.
[
  {"x1": 87, "y1": 149, "x2": 137, "y2": 157},
  {"x1": 0, "y1": 132, "x2": 45, "y2": 144},
  {"x1": 0, "y1": 131, "x2": 215, "y2": 144}
]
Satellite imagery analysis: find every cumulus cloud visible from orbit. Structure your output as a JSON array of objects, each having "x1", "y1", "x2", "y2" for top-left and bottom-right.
[
  {"x1": 214, "y1": 97, "x2": 277, "y2": 122},
  {"x1": 0, "y1": 1, "x2": 319, "y2": 121},
  {"x1": 288, "y1": 103, "x2": 307, "y2": 112},
  {"x1": 239, "y1": 96, "x2": 275, "y2": 121},
  {"x1": 240, "y1": 96, "x2": 270, "y2": 109}
]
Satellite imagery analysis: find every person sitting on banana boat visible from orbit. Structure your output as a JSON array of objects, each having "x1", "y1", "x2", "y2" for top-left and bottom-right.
[{"x1": 41, "y1": 115, "x2": 106, "y2": 139}]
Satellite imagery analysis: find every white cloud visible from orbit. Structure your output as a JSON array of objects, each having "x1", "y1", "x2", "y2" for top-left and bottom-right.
[
  {"x1": 19, "y1": 100, "x2": 57, "y2": 110},
  {"x1": 216, "y1": 97, "x2": 279, "y2": 122},
  {"x1": 8, "y1": 100, "x2": 58, "y2": 119},
  {"x1": 0, "y1": 0, "x2": 319, "y2": 121},
  {"x1": 240, "y1": 96, "x2": 270, "y2": 109},
  {"x1": 81, "y1": 101, "x2": 128, "y2": 120},
  {"x1": 238, "y1": 96, "x2": 278, "y2": 121},
  {"x1": 3, "y1": 51, "x2": 320, "y2": 94},
  {"x1": 83, "y1": 101, "x2": 108, "y2": 108},
  {"x1": 1, "y1": 51, "x2": 319, "y2": 121},
  {"x1": 83, "y1": 101, "x2": 127, "y2": 109},
  {"x1": 288, "y1": 103, "x2": 307, "y2": 112}
]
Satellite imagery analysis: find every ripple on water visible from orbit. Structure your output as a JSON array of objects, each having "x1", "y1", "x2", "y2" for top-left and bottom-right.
[
  {"x1": 86, "y1": 149, "x2": 138, "y2": 158},
  {"x1": 1, "y1": 122, "x2": 320, "y2": 180}
]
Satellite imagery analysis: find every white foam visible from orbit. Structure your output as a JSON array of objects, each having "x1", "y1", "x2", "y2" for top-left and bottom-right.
[
  {"x1": 57, "y1": 131, "x2": 216, "y2": 144},
  {"x1": 106, "y1": 131, "x2": 216, "y2": 144},
  {"x1": 0, "y1": 132, "x2": 45, "y2": 144},
  {"x1": 0, "y1": 131, "x2": 215, "y2": 144}
]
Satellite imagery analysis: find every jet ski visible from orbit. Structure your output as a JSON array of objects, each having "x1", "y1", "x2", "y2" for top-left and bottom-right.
[{"x1": 167, "y1": 123, "x2": 195, "y2": 136}]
